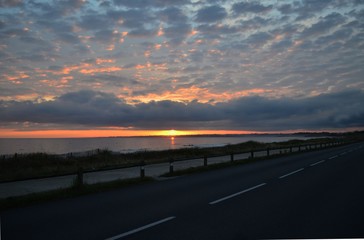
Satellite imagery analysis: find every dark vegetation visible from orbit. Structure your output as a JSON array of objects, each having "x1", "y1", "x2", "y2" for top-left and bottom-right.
[
  {"x1": 1, "y1": 131, "x2": 363, "y2": 183},
  {"x1": 0, "y1": 177, "x2": 153, "y2": 211}
]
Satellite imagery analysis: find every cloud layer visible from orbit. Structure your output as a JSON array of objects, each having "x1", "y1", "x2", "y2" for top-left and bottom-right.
[
  {"x1": 1, "y1": 89, "x2": 363, "y2": 131},
  {"x1": 0, "y1": 0, "x2": 364, "y2": 132}
]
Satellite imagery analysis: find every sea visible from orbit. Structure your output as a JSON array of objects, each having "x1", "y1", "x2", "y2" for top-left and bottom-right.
[{"x1": 0, "y1": 134, "x2": 315, "y2": 155}]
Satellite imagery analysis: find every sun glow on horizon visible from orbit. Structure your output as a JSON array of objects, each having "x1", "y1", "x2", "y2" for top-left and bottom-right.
[
  {"x1": 159, "y1": 129, "x2": 182, "y2": 137},
  {"x1": 0, "y1": 128, "x2": 260, "y2": 138}
]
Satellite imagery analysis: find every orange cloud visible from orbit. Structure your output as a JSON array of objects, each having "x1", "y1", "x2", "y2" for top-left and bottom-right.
[
  {"x1": 0, "y1": 93, "x2": 39, "y2": 101},
  {"x1": 106, "y1": 44, "x2": 115, "y2": 51},
  {"x1": 4, "y1": 72, "x2": 29, "y2": 84},
  {"x1": 157, "y1": 27, "x2": 164, "y2": 36},
  {"x1": 41, "y1": 63, "x2": 90, "y2": 75},
  {"x1": 61, "y1": 64, "x2": 87, "y2": 75},
  {"x1": 60, "y1": 76, "x2": 74, "y2": 84},
  {"x1": 154, "y1": 43, "x2": 162, "y2": 50},
  {"x1": 144, "y1": 50, "x2": 151, "y2": 57},
  {"x1": 133, "y1": 62, "x2": 167, "y2": 71},
  {"x1": 96, "y1": 58, "x2": 115, "y2": 64},
  {"x1": 38, "y1": 62, "x2": 123, "y2": 76},
  {"x1": 79, "y1": 66, "x2": 123, "y2": 75},
  {"x1": 189, "y1": 29, "x2": 198, "y2": 36},
  {"x1": 122, "y1": 86, "x2": 271, "y2": 104}
]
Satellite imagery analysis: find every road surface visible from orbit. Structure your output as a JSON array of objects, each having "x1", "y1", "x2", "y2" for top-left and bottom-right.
[{"x1": 1, "y1": 142, "x2": 364, "y2": 239}]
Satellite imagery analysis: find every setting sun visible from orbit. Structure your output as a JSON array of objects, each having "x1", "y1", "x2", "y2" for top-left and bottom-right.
[{"x1": 160, "y1": 129, "x2": 181, "y2": 137}]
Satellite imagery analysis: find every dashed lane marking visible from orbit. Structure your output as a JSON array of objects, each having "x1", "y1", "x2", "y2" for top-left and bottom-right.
[
  {"x1": 310, "y1": 160, "x2": 325, "y2": 166},
  {"x1": 209, "y1": 183, "x2": 267, "y2": 205},
  {"x1": 279, "y1": 168, "x2": 305, "y2": 179},
  {"x1": 104, "y1": 216, "x2": 176, "y2": 240}
]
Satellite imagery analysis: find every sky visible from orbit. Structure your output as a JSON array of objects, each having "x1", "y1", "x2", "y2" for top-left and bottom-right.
[{"x1": 0, "y1": 0, "x2": 364, "y2": 137}]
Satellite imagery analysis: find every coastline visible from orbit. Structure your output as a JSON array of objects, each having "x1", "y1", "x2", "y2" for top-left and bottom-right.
[
  {"x1": 0, "y1": 133, "x2": 329, "y2": 156},
  {"x1": 0, "y1": 136, "x2": 341, "y2": 183},
  {"x1": 1, "y1": 131, "x2": 363, "y2": 183}
]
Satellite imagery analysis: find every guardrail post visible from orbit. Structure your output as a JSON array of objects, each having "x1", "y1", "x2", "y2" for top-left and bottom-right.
[
  {"x1": 298, "y1": 145, "x2": 301, "y2": 152},
  {"x1": 266, "y1": 147, "x2": 270, "y2": 157},
  {"x1": 169, "y1": 159, "x2": 174, "y2": 174},
  {"x1": 250, "y1": 150, "x2": 254, "y2": 158},
  {"x1": 140, "y1": 161, "x2": 145, "y2": 178},
  {"x1": 230, "y1": 153, "x2": 234, "y2": 162},
  {"x1": 290, "y1": 146, "x2": 293, "y2": 153},
  {"x1": 204, "y1": 156, "x2": 207, "y2": 166}
]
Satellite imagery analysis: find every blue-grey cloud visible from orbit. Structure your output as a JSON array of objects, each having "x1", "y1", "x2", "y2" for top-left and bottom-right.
[
  {"x1": 195, "y1": 5, "x2": 227, "y2": 23},
  {"x1": 301, "y1": 12, "x2": 346, "y2": 38},
  {"x1": 113, "y1": 0, "x2": 190, "y2": 9},
  {"x1": 1, "y1": 90, "x2": 363, "y2": 131},
  {"x1": 0, "y1": 0, "x2": 22, "y2": 7},
  {"x1": 232, "y1": 2, "x2": 273, "y2": 15}
]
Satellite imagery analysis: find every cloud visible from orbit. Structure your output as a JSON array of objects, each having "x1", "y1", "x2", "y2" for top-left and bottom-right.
[
  {"x1": 195, "y1": 5, "x2": 227, "y2": 23},
  {"x1": 220, "y1": 91, "x2": 364, "y2": 130},
  {"x1": 107, "y1": 9, "x2": 157, "y2": 33},
  {"x1": 1, "y1": 90, "x2": 363, "y2": 131},
  {"x1": 159, "y1": 6, "x2": 188, "y2": 24},
  {"x1": 196, "y1": 23, "x2": 239, "y2": 40},
  {"x1": 300, "y1": 12, "x2": 346, "y2": 39},
  {"x1": 244, "y1": 31, "x2": 273, "y2": 48},
  {"x1": 232, "y1": 2, "x2": 273, "y2": 15},
  {"x1": 78, "y1": 13, "x2": 111, "y2": 31},
  {"x1": 113, "y1": 0, "x2": 189, "y2": 9},
  {"x1": 0, "y1": 0, "x2": 22, "y2": 7},
  {"x1": 1, "y1": 0, "x2": 364, "y2": 133},
  {"x1": 163, "y1": 23, "x2": 192, "y2": 45}
]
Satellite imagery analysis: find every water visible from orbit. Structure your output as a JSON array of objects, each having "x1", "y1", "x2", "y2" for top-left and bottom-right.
[{"x1": 0, "y1": 135, "x2": 312, "y2": 155}]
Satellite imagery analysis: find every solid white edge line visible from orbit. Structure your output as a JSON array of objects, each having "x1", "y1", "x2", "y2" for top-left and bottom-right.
[
  {"x1": 329, "y1": 155, "x2": 338, "y2": 159},
  {"x1": 209, "y1": 183, "x2": 266, "y2": 205},
  {"x1": 279, "y1": 168, "x2": 304, "y2": 179},
  {"x1": 310, "y1": 160, "x2": 325, "y2": 166},
  {"x1": 104, "y1": 216, "x2": 176, "y2": 240}
]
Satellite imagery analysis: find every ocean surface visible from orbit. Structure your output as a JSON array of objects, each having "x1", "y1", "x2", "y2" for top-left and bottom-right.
[{"x1": 0, "y1": 135, "x2": 314, "y2": 155}]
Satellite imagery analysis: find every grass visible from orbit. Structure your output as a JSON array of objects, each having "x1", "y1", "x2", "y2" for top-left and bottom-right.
[
  {"x1": 0, "y1": 177, "x2": 153, "y2": 212},
  {"x1": 161, "y1": 147, "x2": 303, "y2": 178},
  {"x1": 0, "y1": 136, "x2": 349, "y2": 182}
]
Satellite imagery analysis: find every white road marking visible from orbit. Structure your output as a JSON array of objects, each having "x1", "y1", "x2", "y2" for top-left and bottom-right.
[
  {"x1": 310, "y1": 160, "x2": 325, "y2": 166},
  {"x1": 279, "y1": 168, "x2": 304, "y2": 179},
  {"x1": 340, "y1": 152, "x2": 347, "y2": 156},
  {"x1": 209, "y1": 183, "x2": 266, "y2": 205},
  {"x1": 104, "y1": 216, "x2": 176, "y2": 240},
  {"x1": 328, "y1": 155, "x2": 338, "y2": 160}
]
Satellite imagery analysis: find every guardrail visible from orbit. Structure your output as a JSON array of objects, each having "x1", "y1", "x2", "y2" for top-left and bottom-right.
[
  {"x1": 73, "y1": 140, "x2": 344, "y2": 185},
  {"x1": 0, "y1": 140, "x2": 351, "y2": 199},
  {"x1": 0, "y1": 140, "x2": 346, "y2": 186}
]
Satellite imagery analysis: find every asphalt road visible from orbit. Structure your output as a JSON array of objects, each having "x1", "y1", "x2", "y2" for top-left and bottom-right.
[{"x1": 1, "y1": 142, "x2": 364, "y2": 239}]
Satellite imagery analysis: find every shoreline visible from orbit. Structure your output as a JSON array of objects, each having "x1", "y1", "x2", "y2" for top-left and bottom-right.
[
  {"x1": 0, "y1": 137, "x2": 340, "y2": 182},
  {"x1": 1, "y1": 131, "x2": 363, "y2": 183},
  {"x1": 0, "y1": 133, "x2": 330, "y2": 156}
]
